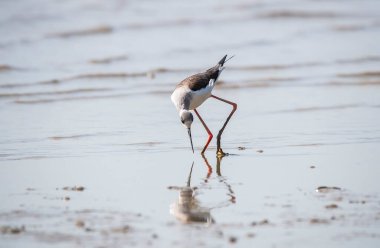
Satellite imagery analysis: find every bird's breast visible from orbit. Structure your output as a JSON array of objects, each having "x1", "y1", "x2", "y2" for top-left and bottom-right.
[{"x1": 188, "y1": 86, "x2": 212, "y2": 110}]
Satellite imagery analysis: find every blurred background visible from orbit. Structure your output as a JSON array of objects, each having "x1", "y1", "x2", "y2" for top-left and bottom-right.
[{"x1": 1, "y1": 0, "x2": 379, "y2": 157}]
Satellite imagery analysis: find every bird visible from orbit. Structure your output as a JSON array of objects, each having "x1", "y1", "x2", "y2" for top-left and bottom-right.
[{"x1": 171, "y1": 55, "x2": 237, "y2": 156}]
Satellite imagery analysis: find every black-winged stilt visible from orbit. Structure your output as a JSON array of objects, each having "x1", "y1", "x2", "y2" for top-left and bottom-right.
[{"x1": 171, "y1": 55, "x2": 237, "y2": 156}]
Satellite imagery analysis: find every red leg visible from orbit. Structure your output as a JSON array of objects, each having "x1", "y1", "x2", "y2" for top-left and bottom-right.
[
  {"x1": 194, "y1": 109, "x2": 213, "y2": 154},
  {"x1": 211, "y1": 95, "x2": 237, "y2": 156}
]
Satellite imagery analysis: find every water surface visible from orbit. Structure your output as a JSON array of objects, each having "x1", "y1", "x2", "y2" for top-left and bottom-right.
[{"x1": 1, "y1": 0, "x2": 380, "y2": 247}]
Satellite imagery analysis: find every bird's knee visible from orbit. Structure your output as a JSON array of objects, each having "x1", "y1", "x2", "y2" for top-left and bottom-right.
[
  {"x1": 217, "y1": 132, "x2": 222, "y2": 139},
  {"x1": 232, "y1": 103, "x2": 237, "y2": 111}
]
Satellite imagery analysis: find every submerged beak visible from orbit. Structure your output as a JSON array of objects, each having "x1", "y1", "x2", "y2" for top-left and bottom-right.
[{"x1": 187, "y1": 128, "x2": 194, "y2": 153}]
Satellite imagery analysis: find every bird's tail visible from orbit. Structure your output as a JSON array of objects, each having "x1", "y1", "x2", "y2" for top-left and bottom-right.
[
  {"x1": 218, "y1": 54, "x2": 235, "y2": 67},
  {"x1": 218, "y1": 55, "x2": 228, "y2": 66},
  {"x1": 207, "y1": 54, "x2": 235, "y2": 83}
]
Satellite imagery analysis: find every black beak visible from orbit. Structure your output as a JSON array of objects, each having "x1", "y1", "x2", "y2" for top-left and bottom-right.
[{"x1": 187, "y1": 128, "x2": 194, "y2": 153}]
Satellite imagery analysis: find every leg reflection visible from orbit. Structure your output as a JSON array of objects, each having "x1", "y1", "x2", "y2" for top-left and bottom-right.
[
  {"x1": 202, "y1": 154, "x2": 236, "y2": 204},
  {"x1": 201, "y1": 154, "x2": 212, "y2": 183}
]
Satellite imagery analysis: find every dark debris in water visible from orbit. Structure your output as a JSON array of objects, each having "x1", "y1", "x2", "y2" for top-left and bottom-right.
[
  {"x1": 316, "y1": 186, "x2": 342, "y2": 193},
  {"x1": 251, "y1": 219, "x2": 270, "y2": 227},
  {"x1": 229, "y1": 236, "x2": 237, "y2": 244},
  {"x1": 325, "y1": 204, "x2": 339, "y2": 209},
  {"x1": 0, "y1": 225, "x2": 25, "y2": 234},
  {"x1": 338, "y1": 71, "x2": 380, "y2": 78},
  {"x1": 75, "y1": 220, "x2": 85, "y2": 228},
  {"x1": 349, "y1": 200, "x2": 366, "y2": 204},
  {"x1": 0, "y1": 64, "x2": 15, "y2": 72},
  {"x1": 310, "y1": 218, "x2": 330, "y2": 224},
  {"x1": 48, "y1": 25, "x2": 113, "y2": 38},
  {"x1": 110, "y1": 225, "x2": 130, "y2": 234},
  {"x1": 62, "y1": 186, "x2": 85, "y2": 192}
]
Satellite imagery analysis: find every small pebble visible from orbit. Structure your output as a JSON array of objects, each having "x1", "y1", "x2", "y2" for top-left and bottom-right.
[
  {"x1": 259, "y1": 219, "x2": 269, "y2": 225},
  {"x1": 76, "y1": 220, "x2": 85, "y2": 228},
  {"x1": 229, "y1": 236, "x2": 237, "y2": 243},
  {"x1": 76, "y1": 186, "x2": 85, "y2": 191},
  {"x1": 325, "y1": 204, "x2": 338, "y2": 209}
]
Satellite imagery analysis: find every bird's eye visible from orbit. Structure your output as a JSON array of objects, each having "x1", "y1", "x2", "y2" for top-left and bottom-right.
[{"x1": 181, "y1": 119, "x2": 185, "y2": 124}]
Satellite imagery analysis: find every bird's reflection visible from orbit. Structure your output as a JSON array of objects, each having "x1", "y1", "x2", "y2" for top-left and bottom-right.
[{"x1": 168, "y1": 155, "x2": 236, "y2": 224}]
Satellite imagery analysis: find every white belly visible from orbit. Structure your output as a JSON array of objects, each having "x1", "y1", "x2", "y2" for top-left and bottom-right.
[{"x1": 189, "y1": 86, "x2": 212, "y2": 110}]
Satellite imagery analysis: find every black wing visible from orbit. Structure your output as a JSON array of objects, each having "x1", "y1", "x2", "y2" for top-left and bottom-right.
[
  {"x1": 178, "y1": 55, "x2": 227, "y2": 91},
  {"x1": 179, "y1": 71, "x2": 215, "y2": 91}
]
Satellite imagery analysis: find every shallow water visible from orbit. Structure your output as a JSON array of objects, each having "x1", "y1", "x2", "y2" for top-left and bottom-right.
[{"x1": 1, "y1": 0, "x2": 380, "y2": 247}]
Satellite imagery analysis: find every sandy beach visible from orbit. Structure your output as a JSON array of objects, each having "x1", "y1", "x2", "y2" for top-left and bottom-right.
[{"x1": 1, "y1": 0, "x2": 380, "y2": 247}]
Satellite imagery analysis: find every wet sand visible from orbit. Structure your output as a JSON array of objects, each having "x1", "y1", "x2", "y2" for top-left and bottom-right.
[{"x1": 1, "y1": 0, "x2": 380, "y2": 247}]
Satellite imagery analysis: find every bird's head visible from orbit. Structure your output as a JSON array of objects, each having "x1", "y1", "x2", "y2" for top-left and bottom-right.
[
  {"x1": 180, "y1": 110, "x2": 194, "y2": 153},
  {"x1": 180, "y1": 110, "x2": 193, "y2": 129}
]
